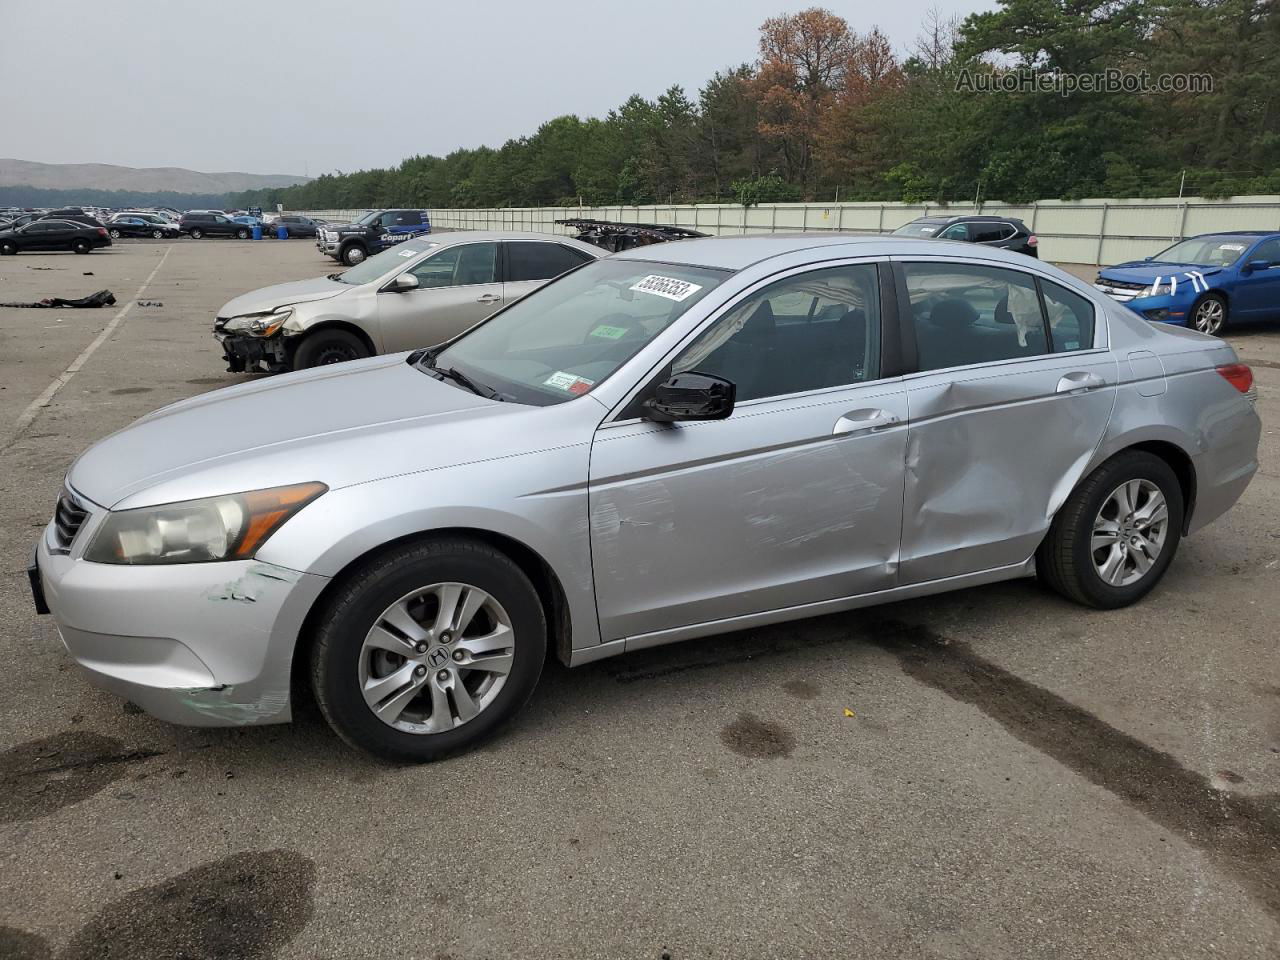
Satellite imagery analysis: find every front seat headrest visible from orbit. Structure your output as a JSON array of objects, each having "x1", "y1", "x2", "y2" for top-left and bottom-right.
[{"x1": 929, "y1": 298, "x2": 980, "y2": 331}]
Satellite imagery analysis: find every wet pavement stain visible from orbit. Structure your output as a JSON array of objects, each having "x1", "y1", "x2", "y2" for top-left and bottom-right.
[
  {"x1": 0, "y1": 925, "x2": 52, "y2": 959},
  {"x1": 0, "y1": 732, "x2": 162, "y2": 824},
  {"x1": 0, "y1": 851, "x2": 314, "y2": 960},
  {"x1": 781, "y1": 679, "x2": 820, "y2": 700},
  {"x1": 720, "y1": 713, "x2": 795, "y2": 759},
  {"x1": 109, "y1": 387, "x2": 152, "y2": 395},
  {"x1": 185, "y1": 377, "x2": 228, "y2": 386},
  {"x1": 59, "y1": 850, "x2": 315, "y2": 960},
  {"x1": 869, "y1": 619, "x2": 1280, "y2": 921}
]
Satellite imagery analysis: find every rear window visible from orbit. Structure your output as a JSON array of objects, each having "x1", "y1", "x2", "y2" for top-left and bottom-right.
[{"x1": 893, "y1": 220, "x2": 947, "y2": 238}]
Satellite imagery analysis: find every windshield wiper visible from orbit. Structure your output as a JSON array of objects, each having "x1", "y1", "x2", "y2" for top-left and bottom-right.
[{"x1": 413, "y1": 348, "x2": 502, "y2": 400}]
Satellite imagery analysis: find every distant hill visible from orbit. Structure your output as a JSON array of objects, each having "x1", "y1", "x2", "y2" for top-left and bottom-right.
[{"x1": 0, "y1": 159, "x2": 310, "y2": 194}]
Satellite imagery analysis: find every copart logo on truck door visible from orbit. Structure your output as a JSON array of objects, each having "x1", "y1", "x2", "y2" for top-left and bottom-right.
[{"x1": 379, "y1": 229, "x2": 430, "y2": 244}]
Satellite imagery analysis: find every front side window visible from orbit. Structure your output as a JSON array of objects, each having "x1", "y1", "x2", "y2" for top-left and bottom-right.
[
  {"x1": 1249, "y1": 238, "x2": 1280, "y2": 263},
  {"x1": 506, "y1": 241, "x2": 591, "y2": 282},
  {"x1": 904, "y1": 262, "x2": 1048, "y2": 371},
  {"x1": 672, "y1": 263, "x2": 881, "y2": 402},
  {"x1": 408, "y1": 242, "x2": 498, "y2": 288},
  {"x1": 937, "y1": 224, "x2": 968, "y2": 241},
  {"x1": 431, "y1": 259, "x2": 727, "y2": 405},
  {"x1": 1041, "y1": 280, "x2": 1096, "y2": 353}
]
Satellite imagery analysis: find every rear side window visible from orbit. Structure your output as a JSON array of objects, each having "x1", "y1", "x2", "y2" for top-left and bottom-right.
[
  {"x1": 1040, "y1": 280, "x2": 1095, "y2": 353},
  {"x1": 394, "y1": 211, "x2": 423, "y2": 226},
  {"x1": 903, "y1": 262, "x2": 1048, "y2": 371},
  {"x1": 506, "y1": 242, "x2": 590, "y2": 282},
  {"x1": 970, "y1": 223, "x2": 1012, "y2": 243}
]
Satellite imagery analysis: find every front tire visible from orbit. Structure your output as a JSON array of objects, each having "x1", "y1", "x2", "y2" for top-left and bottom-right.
[
  {"x1": 341, "y1": 244, "x2": 367, "y2": 266},
  {"x1": 291, "y1": 328, "x2": 370, "y2": 369},
  {"x1": 72, "y1": 239, "x2": 91, "y2": 254},
  {"x1": 1037, "y1": 451, "x2": 1183, "y2": 609},
  {"x1": 1191, "y1": 293, "x2": 1227, "y2": 336},
  {"x1": 108, "y1": 228, "x2": 122, "y2": 239},
  {"x1": 152, "y1": 229, "x2": 164, "y2": 239},
  {"x1": 310, "y1": 538, "x2": 547, "y2": 761},
  {"x1": 236, "y1": 228, "x2": 250, "y2": 239},
  {"x1": 0, "y1": 240, "x2": 16, "y2": 255}
]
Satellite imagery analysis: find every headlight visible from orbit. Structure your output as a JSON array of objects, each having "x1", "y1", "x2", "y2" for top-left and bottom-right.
[
  {"x1": 1141, "y1": 278, "x2": 1174, "y2": 297},
  {"x1": 84, "y1": 482, "x2": 326, "y2": 565},
  {"x1": 248, "y1": 307, "x2": 293, "y2": 336}
]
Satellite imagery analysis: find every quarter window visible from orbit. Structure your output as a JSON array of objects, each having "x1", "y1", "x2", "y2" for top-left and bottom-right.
[
  {"x1": 506, "y1": 242, "x2": 591, "y2": 282},
  {"x1": 903, "y1": 262, "x2": 1048, "y2": 371},
  {"x1": 1040, "y1": 280, "x2": 1096, "y2": 353},
  {"x1": 408, "y1": 242, "x2": 498, "y2": 288},
  {"x1": 673, "y1": 263, "x2": 881, "y2": 402}
]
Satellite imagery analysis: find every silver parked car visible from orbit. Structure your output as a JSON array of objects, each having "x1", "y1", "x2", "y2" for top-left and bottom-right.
[
  {"x1": 214, "y1": 231, "x2": 603, "y2": 372},
  {"x1": 33, "y1": 236, "x2": 1260, "y2": 761}
]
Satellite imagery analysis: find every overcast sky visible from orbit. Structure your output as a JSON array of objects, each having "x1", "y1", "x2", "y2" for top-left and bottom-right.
[{"x1": 0, "y1": 0, "x2": 995, "y2": 177}]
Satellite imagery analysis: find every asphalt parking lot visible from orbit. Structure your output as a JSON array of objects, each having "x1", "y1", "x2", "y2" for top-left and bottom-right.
[{"x1": 1, "y1": 238, "x2": 1278, "y2": 959}]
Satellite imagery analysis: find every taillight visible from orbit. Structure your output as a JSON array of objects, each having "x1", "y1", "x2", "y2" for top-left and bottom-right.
[
  {"x1": 1217, "y1": 363, "x2": 1254, "y2": 395},
  {"x1": 1027, "y1": 234, "x2": 1038, "y2": 246},
  {"x1": 97, "y1": 228, "x2": 108, "y2": 237}
]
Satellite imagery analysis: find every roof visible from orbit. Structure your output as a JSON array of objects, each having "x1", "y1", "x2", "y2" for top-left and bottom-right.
[
  {"x1": 610, "y1": 232, "x2": 1037, "y2": 271},
  {"x1": 1190, "y1": 230, "x2": 1273, "y2": 237}
]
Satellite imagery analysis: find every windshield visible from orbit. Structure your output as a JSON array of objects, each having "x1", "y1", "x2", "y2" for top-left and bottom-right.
[
  {"x1": 354, "y1": 210, "x2": 381, "y2": 226},
  {"x1": 428, "y1": 258, "x2": 729, "y2": 405},
  {"x1": 1151, "y1": 235, "x2": 1253, "y2": 267},
  {"x1": 333, "y1": 239, "x2": 437, "y2": 284},
  {"x1": 892, "y1": 220, "x2": 946, "y2": 238}
]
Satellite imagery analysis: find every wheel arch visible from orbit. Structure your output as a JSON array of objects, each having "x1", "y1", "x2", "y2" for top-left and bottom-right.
[
  {"x1": 1126, "y1": 439, "x2": 1197, "y2": 533},
  {"x1": 287, "y1": 320, "x2": 377, "y2": 361},
  {"x1": 289, "y1": 526, "x2": 574, "y2": 707}
]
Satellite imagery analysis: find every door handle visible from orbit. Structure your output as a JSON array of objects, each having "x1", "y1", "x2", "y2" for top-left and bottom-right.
[
  {"x1": 476, "y1": 293, "x2": 502, "y2": 304},
  {"x1": 832, "y1": 408, "x2": 899, "y2": 437},
  {"x1": 1056, "y1": 371, "x2": 1105, "y2": 394}
]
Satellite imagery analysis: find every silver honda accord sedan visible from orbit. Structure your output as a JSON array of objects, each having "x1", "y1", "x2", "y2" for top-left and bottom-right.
[{"x1": 32, "y1": 235, "x2": 1260, "y2": 761}]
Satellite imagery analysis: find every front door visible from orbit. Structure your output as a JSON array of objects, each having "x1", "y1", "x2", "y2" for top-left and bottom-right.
[
  {"x1": 589, "y1": 261, "x2": 908, "y2": 643},
  {"x1": 896, "y1": 259, "x2": 1118, "y2": 583},
  {"x1": 1233, "y1": 237, "x2": 1280, "y2": 319},
  {"x1": 377, "y1": 241, "x2": 503, "y2": 352}
]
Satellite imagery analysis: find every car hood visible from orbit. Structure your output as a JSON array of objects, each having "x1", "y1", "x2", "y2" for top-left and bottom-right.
[
  {"x1": 1099, "y1": 262, "x2": 1224, "y2": 285},
  {"x1": 67, "y1": 354, "x2": 529, "y2": 509},
  {"x1": 217, "y1": 276, "x2": 349, "y2": 318}
]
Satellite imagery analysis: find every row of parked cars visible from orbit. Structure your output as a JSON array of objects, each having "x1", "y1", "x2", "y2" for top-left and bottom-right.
[{"x1": 33, "y1": 212, "x2": 1263, "y2": 761}]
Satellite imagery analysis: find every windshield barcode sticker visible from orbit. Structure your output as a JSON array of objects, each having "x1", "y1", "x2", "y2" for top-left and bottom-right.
[
  {"x1": 544, "y1": 371, "x2": 595, "y2": 394},
  {"x1": 630, "y1": 275, "x2": 703, "y2": 302}
]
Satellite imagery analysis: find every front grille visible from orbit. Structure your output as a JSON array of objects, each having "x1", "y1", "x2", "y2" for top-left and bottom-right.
[
  {"x1": 1093, "y1": 278, "x2": 1147, "y2": 303},
  {"x1": 50, "y1": 490, "x2": 88, "y2": 554}
]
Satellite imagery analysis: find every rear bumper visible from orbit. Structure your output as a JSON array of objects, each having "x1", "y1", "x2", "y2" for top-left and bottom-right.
[{"x1": 35, "y1": 527, "x2": 328, "y2": 727}]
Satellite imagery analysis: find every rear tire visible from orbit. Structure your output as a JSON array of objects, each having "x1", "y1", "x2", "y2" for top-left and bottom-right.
[
  {"x1": 291, "y1": 328, "x2": 370, "y2": 369},
  {"x1": 310, "y1": 538, "x2": 547, "y2": 761},
  {"x1": 189, "y1": 228, "x2": 204, "y2": 239},
  {"x1": 341, "y1": 244, "x2": 367, "y2": 266},
  {"x1": 1191, "y1": 293, "x2": 1227, "y2": 336},
  {"x1": 1037, "y1": 451, "x2": 1183, "y2": 609},
  {"x1": 0, "y1": 240, "x2": 16, "y2": 255},
  {"x1": 72, "y1": 239, "x2": 91, "y2": 254},
  {"x1": 152, "y1": 229, "x2": 164, "y2": 239},
  {"x1": 108, "y1": 228, "x2": 121, "y2": 239}
]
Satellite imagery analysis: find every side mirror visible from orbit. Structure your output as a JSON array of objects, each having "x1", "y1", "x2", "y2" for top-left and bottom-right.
[
  {"x1": 386, "y1": 273, "x2": 420, "y2": 293},
  {"x1": 642, "y1": 372, "x2": 736, "y2": 422},
  {"x1": 1143, "y1": 256, "x2": 1153, "y2": 262},
  {"x1": 1243, "y1": 259, "x2": 1271, "y2": 274}
]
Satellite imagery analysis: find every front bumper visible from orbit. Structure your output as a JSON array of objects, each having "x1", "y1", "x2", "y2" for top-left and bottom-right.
[
  {"x1": 33, "y1": 515, "x2": 329, "y2": 727},
  {"x1": 1094, "y1": 285, "x2": 1196, "y2": 325},
  {"x1": 215, "y1": 329, "x2": 290, "y2": 373}
]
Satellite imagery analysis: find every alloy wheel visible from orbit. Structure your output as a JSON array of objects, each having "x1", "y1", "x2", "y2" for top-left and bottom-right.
[
  {"x1": 1091, "y1": 479, "x2": 1169, "y2": 587},
  {"x1": 1194, "y1": 298, "x2": 1225, "y2": 335},
  {"x1": 358, "y1": 582, "x2": 515, "y2": 734}
]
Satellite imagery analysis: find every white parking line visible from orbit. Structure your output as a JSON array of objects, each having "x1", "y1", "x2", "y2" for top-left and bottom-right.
[{"x1": 7, "y1": 244, "x2": 173, "y2": 443}]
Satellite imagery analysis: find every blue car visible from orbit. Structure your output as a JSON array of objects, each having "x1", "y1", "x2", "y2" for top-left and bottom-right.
[{"x1": 1094, "y1": 231, "x2": 1280, "y2": 335}]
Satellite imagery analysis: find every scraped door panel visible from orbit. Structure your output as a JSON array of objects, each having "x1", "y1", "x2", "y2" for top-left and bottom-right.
[{"x1": 588, "y1": 383, "x2": 909, "y2": 642}]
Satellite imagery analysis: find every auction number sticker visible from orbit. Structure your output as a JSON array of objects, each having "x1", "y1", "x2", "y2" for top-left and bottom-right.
[
  {"x1": 589, "y1": 324, "x2": 628, "y2": 339},
  {"x1": 544, "y1": 371, "x2": 595, "y2": 395},
  {"x1": 629, "y1": 275, "x2": 703, "y2": 302}
]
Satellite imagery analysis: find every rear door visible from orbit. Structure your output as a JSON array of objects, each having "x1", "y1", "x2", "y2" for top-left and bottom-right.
[
  {"x1": 588, "y1": 260, "x2": 908, "y2": 642},
  {"x1": 895, "y1": 259, "x2": 1117, "y2": 583},
  {"x1": 502, "y1": 240, "x2": 594, "y2": 302},
  {"x1": 376, "y1": 241, "x2": 503, "y2": 352}
]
